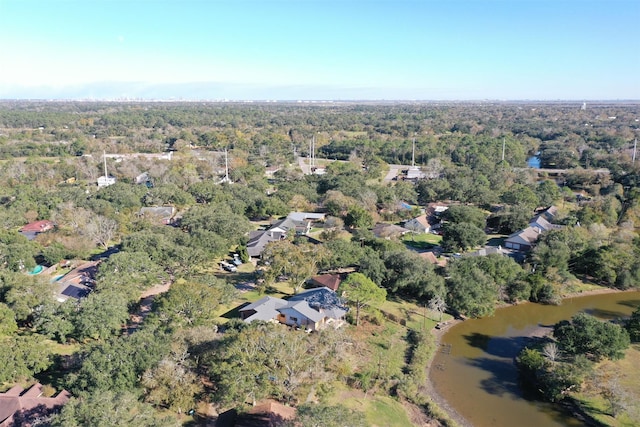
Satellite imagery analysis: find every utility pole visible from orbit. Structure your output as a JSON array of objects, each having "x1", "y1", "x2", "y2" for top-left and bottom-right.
[
  {"x1": 224, "y1": 148, "x2": 229, "y2": 182},
  {"x1": 412, "y1": 138, "x2": 416, "y2": 167},
  {"x1": 501, "y1": 138, "x2": 506, "y2": 162},
  {"x1": 633, "y1": 138, "x2": 637, "y2": 165}
]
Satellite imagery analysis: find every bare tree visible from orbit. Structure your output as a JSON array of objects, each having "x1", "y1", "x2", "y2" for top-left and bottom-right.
[
  {"x1": 85, "y1": 215, "x2": 118, "y2": 249},
  {"x1": 542, "y1": 342, "x2": 560, "y2": 362},
  {"x1": 601, "y1": 376, "x2": 630, "y2": 418},
  {"x1": 428, "y1": 295, "x2": 447, "y2": 322}
]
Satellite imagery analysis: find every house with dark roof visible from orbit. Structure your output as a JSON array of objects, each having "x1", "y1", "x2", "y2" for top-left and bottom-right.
[
  {"x1": 246, "y1": 230, "x2": 287, "y2": 258},
  {"x1": 54, "y1": 261, "x2": 100, "y2": 303},
  {"x1": 239, "y1": 287, "x2": 347, "y2": 331},
  {"x1": 247, "y1": 214, "x2": 320, "y2": 258},
  {"x1": 19, "y1": 220, "x2": 55, "y2": 241},
  {"x1": 0, "y1": 383, "x2": 70, "y2": 427}
]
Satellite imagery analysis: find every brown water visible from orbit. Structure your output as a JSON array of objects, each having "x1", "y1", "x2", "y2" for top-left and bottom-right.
[{"x1": 430, "y1": 291, "x2": 640, "y2": 427}]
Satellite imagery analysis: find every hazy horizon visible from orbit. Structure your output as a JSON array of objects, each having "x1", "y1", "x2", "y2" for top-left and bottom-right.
[{"x1": 1, "y1": 1, "x2": 638, "y2": 101}]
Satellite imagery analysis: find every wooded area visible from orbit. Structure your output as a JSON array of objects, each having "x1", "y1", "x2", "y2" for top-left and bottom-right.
[{"x1": 0, "y1": 100, "x2": 639, "y2": 426}]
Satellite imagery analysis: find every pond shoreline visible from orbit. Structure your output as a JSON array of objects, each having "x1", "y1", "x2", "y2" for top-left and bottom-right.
[{"x1": 424, "y1": 286, "x2": 628, "y2": 427}]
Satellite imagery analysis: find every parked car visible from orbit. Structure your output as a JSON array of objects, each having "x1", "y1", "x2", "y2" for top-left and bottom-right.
[
  {"x1": 232, "y1": 254, "x2": 243, "y2": 266},
  {"x1": 220, "y1": 261, "x2": 237, "y2": 272}
]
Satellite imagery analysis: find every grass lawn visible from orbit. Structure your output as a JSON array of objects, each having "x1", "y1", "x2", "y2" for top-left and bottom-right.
[
  {"x1": 572, "y1": 344, "x2": 640, "y2": 426},
  {"x1": 402, "y1": 232, "x2": 442, "y2": 249},
  {"x1": 379, "y1": 298, "x2": 452, "y2": 331},
  {"x1": 44, "y1": 339, "x2": 80, "y2": 356},
  {"x1": 327, "y1": 383, "x2": 416, "y2": 427}
]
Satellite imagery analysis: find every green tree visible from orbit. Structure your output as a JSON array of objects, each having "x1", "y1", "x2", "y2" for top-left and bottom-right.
[
  {"x1": 442, "y1": 205, "x2": 487, "y2": 229},
  {"x1": 262, "y1": 240, "x2": 322, "y2": 294},
  {"x1": 67, "y1": 329, "x2": 170, "y2": 395},
  {"x1": 381, "y1": 250, "x2": 445, "y2": 300},
  {"x1": 96, "y1": 251, "x2": 167, "y2": 300},
  {"x1": 181, "y1": 203, "x2": 251, "y2": 243},
  {"x1": 1, "y1": 272, "x2": 51, "y2": 323},
  {"x1": 0, "y1": 335, "x2": 52, "y2": 382},
  {"x1": 0, "y1": 302, "x2": 17, "y2": 336},
  {"x1": 153, "y1": 279, "x2": 224, "y2": 329},
  {"x1": 34, "y1": 300, "x2": 77, "y2": 343},
  {"x1": 339, "y1": 273, "x2": 387, "y2": 326},
  {"x1": 446, "y1": 261, "x2": 499, "y2": 318},
  {"x1": 553, "y1": 313, "x2": 630, "y2": 361},
  {"x1": 441, "y1": 222, "x2": 486, "y2": 252},
  {"x1": 50, "y1": 391, "x2": 178, "y2": 427},
  {"x1": 627, "y1": 307, "x2": 640, "y2": 342},
  {"x1": 74, "y1": 290, "x2": 130, "y2": 340},
  {"x1": 142, "y1": 358, "x2": 202, "y2": 413},
  {"x1": 344, "y1": 205, "x2": 374, "y2": 229}
]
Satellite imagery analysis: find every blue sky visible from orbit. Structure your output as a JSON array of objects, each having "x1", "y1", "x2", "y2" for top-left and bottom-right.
[{"x1": 0, "y1": 0, "x2": 638, "y2": 100}]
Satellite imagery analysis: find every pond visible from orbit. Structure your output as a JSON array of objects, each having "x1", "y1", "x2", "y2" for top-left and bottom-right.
[
  {"x1": 430, "y1": 291, "x2": 640, "y2": 427},
  {"x1": 527, "y1": 154, "x2": 541, "y2": 169}
]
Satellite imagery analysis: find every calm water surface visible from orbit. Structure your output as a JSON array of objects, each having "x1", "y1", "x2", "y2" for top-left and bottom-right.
[{"x1": 430, "y1": 291, "x2": 640, "y2": 427}]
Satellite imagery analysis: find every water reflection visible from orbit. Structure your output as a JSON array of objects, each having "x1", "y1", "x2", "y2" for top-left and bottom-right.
[{"x1": 431, "y1": 291, "x2": 640, "y2": 427}]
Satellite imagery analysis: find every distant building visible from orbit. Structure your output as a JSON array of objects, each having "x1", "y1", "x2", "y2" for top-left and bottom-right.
[
  {"x1": 139, "y1": 206, "x2": 176, "y2": 225},
  {"x1": 97, "y1": 175, "x2": 116, "y2": 187},
  {"x1": 98, "y1": 150, "x2": 117, "y2": 187}
]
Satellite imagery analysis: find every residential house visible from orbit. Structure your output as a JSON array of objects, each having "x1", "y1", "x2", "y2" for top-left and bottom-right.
[
  {"x1": 403, "y1": 214, "x2": 432, "y2": 234},
  {"x1": 372, "y1": 223, "x2": 410, "y2": 239},
  {"x1": 288, "y1": 287, "x2": 348, "y2": 323},
  {"x1": 246, "y1": 230, "x2": 287, "y2": 258},
  {"x1": 419, "y1": 251, "x2": 447, "y2": 267},
  {"x1": 538, "y1": 205, "x2": 558, "y2": 221},
  {"x1": 504, "y1": 206, "x2": 562, "y2": 253},
  {"x1": 54, "y1": 261, "x2": 100, "y2": 303},
  {"x1": 247, "y1": 213, "x2": 324, "y2": 258},
  {"x1": 217, "y1": 399, "x2": 296, "y2": 427},
  {"x1": 19, "y1": 220, "x2": 55, "y2": 241},
  {"x1": 307, "y1": 274, "x2": 341, "y2": 291},
  {"x1": 0, "y1": 383, "x2": 70, "y2": 427},
  {"x1": 240, "y1": 296, "x2": 288, "y2": 323},
  {"x1": 239, "y1": 287, "x2": 347, "y2": 331},
  {"x1": 269, "y1": 217, "x2": 310, "y2": 236},
  {"x1": 504, "y1": 226, "x2": 542, "y2": 252},
  {"x1": 286, "y1": 212, "x2": 326, "y2": 223},
  {"x1": 466, "y1": 246, "x2": 508, "y2": 258},
  {"x1": 139, "y1": 206, "x2": 176, "y2": 225},
  {"x1": 529, "y1": 214, "x2": 560, "y2": 232}
]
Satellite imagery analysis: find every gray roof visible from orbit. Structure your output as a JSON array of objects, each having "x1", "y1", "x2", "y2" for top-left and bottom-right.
[
  {"x1": 139, "y1": 206, "x2": 175, "y2": 219},
  {"x1": 287, "y1": 212, "x2": 326, "y2": 222},
  {"x1": 466, "y1": 246, "x2": 506, "y2": 257},
  {"x1": 246, "y1": 230, "x2": 286, "y2": 257},
  {"x1": 281, "y1": 301, "x2": 325, "y2": 323},
  {"x1": 243, "y1": 307, "x2": 282, "y2": 323},
  {"x1": 505, "y1": 226, "x2": 541, "y2": 246},
  {"x1": 240, "y1": 296, "x2": 288, "y2": 313}
]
